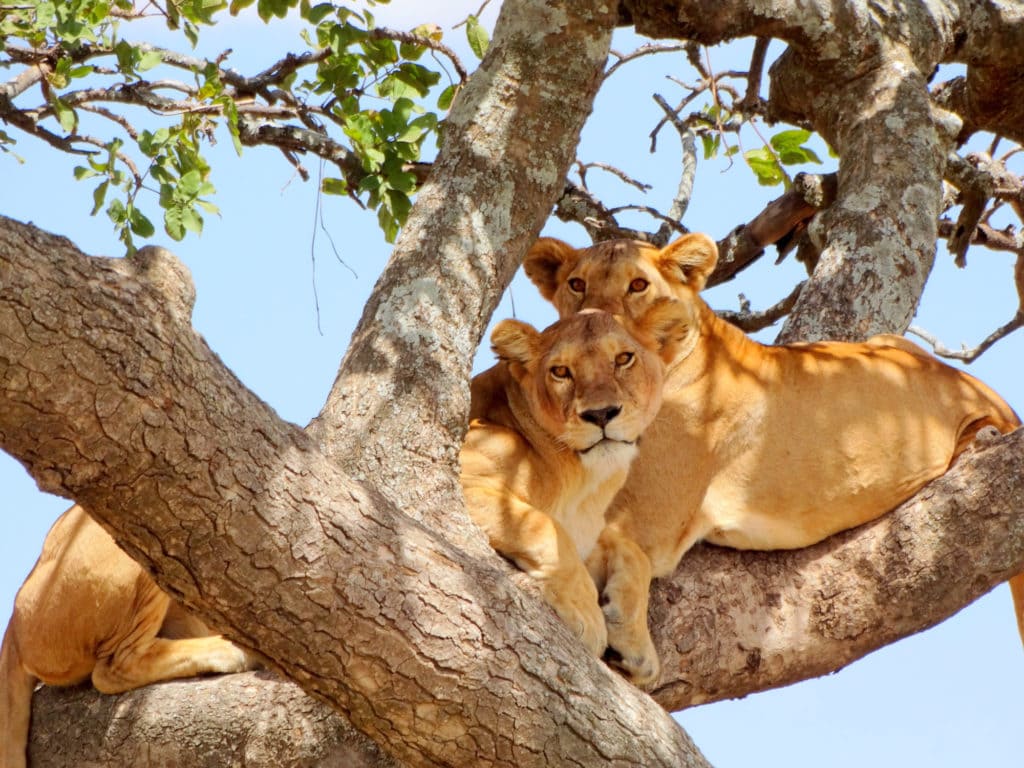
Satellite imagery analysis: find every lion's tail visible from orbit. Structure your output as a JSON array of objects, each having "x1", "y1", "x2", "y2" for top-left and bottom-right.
[
  {"x1": 1, "y1": 620, "x2": 35, "y2": 768},
  {"x1": 989, "y1": 407, "x2": 1024, "y2": 652},
  {"x1": 1010, "y1": 575, "x2": 1024, "y2": 650}
]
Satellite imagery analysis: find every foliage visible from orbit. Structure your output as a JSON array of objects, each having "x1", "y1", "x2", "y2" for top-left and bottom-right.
[{"x1": 0, "y1": 0, "x2": 471, "y2": 251}]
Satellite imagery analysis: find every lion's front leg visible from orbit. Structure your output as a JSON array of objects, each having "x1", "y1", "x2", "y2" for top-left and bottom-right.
[
  {"x1": 464, "y1": 486, "x2": 607, "y2": 657},
  {"x1": 588, "y1": 526, "x2": 659, "y2": 688}
]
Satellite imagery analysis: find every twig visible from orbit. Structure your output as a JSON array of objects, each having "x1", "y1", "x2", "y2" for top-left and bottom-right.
[
  {"x1": 739, "y1": 37, "x2": 769, "y2": 113},
  {"x1": 576, "y1": 161, "x2": 652, "y2": 192},
  {"x1": 77, "y1": 104, "x2": 141, "y2": 140},
  {"x1": 370, "y1": 27, "x2": 468, "y2": 82},
  {"x1": 717, "y1": 281, "x2": 805, "y2": 332},
  {"x1": 651, "y1": 93, "x2": 697, "y2": 245},
  {"x1": 606, "y1": 204, "x2": 687, "y2": 234},
  {"x1": 908, "y1": 313, "x2": 1024, "y2": 363},
  {"x1": 937, "y1": 218, "x2": 1022, "y2": 253},
  {"x1": 606, "y1": 43, "x2": 688, "y2": 80}
]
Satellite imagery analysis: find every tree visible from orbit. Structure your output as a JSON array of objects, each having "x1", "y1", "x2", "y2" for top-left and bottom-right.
[{"x1": 1, "y1": 0, "x2": 1022, "y2": 765}]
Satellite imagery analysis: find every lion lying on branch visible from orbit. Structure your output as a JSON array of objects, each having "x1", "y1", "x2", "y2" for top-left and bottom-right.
[{"x1": 525, "y1": 233, "x2": 1022, "y2": 687}]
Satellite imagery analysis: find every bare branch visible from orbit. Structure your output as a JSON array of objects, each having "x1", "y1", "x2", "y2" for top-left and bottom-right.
[
  {"x1": 738, "y1": 37, "x2": 770, "y2": 113},
  {"x1": 710, "y1": 172, "x2": 837, "y2": 287},
  {"x1": 908, "y1": 312, "x2": 1024, "y2": 362},
  {"x1": 937, "y1": 218, "x2": 1023, "y2": 254},
  {"x1": 576, "y1": 160, "x2": 652, "y2": 192},
  {"x1": 652, "y1": 93, "x2": 698, "y2": 245},
  {"x1": 605, "y1": 42, "x2": 689, "y2": 79},
  {"x1": 716, "y1": 280, "x2": 805, "y2": 332}
]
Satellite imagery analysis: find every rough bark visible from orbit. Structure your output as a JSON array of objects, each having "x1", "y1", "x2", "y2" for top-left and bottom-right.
[
  {"x1": 0, "y1": 215, "x2": 708, "y2": 767},
  {"x1": 28, "y1": 673, "x2": 390, "y2": 768},
  {"x1": 620, "y1": 0, "x2": 1023, "y2": 342}
]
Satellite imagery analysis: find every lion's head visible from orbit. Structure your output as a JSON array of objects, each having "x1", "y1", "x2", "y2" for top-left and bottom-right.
[
  {"x1": 490, "y1": 301, "x2": 688, "y2": 458},
  {"x1": 523, "y1": 234, "x2": 718, "y2": 320}
]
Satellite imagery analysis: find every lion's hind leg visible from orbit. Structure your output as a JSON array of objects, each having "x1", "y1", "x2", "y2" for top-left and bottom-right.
[
  {"x1": 91, "y1": 634, "x2": 256, "y2": 694},
  {"x1": 1, "y1": 622, "x2": 36, "y2": 768},
  {"x1": 91, "y1": 579, "x2": 255, "y2": 695}
]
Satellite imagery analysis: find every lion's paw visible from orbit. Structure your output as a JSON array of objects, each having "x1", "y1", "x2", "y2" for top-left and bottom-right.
[
  {"x1": 602, "y1": 641, "x2": 659, "y2": 688},
  {"x1": 601, "y1": 599, "x2": 660, "y2": 687}
]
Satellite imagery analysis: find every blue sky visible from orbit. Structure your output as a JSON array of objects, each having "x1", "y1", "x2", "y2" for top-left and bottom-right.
[{"x1": 2, "y1": 3, "x2": 1021, "y2": 765}]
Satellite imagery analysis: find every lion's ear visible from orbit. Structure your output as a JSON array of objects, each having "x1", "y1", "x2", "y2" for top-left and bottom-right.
[
  {"x1": 523, "y1": 238, "x2": 578, "y2": 301},
  {"x1": 491, "y1": 319, "x2": 540, "y2": 368},
  {"x1": 657, "y1": 233, "x2": 718, "y2": 292},
  {"x1": 628, "y1": 298, "x2": 694, "y2": 363}
]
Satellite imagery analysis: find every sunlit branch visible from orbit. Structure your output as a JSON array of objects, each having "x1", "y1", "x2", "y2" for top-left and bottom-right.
[
  {"x1": 605, "y1": 42, "x2": 689, "y2": 79},
  {"x1": 652, "y1": 93, "x2": 698, "y2": 245},
  {"x1": 908, "y1": 312, "x2": 1024, "y2": 363},
  {"x1": 717, "y1": 280, "x2": 805, "y2": 332}
]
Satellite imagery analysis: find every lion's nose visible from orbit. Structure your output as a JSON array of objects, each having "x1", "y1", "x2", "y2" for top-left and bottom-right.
[{"x1": 581, "y1": 406, "x2": 622, "y2": 428}]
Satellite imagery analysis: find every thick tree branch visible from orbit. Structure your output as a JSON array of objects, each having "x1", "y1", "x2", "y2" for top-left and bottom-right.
[
  {"x1": 0, "y1": 214, "x2": 706, "y2": 767},
  {"x1": 29, "y1": 672, "x2": 391, "y2": 768}
]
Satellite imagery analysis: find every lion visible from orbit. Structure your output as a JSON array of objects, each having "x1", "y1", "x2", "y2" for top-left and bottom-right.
[
  {"x1": 524, "y1": 233, "x2": 1023, "y2": 687},
  {"x1": 1, "y1": 503, "x2": 258, "y2": 768},
  {"x1": 461, "y1": 302, "x2": 689, "y2": 657}
]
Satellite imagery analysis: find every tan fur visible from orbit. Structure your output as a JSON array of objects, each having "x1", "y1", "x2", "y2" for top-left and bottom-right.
[
  {"x1": 1, "y1": 504, "x2": 257, "y2": 768},
  {"x1": 525, "y1": 234, "x2": 1023, "y2": 686},
  {"x1": 461, "y1": 304, "x2": 688, "y2": 656}
]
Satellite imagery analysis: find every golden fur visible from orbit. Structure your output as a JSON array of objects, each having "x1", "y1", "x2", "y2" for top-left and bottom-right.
[
  {"x1": 461, "y1": 304, "x2": 688, "y2": 656},
  {"x1": 525, "y1": 233, "x2": 1023, "y2": 686},
  {"x1": 1, "y1": 504, "x2": 257, "y2": 768}
]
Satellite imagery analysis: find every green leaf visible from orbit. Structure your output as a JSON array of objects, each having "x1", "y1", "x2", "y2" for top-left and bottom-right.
[
  {"x1": 181, "y1": 207, "x2": 203, "y2": 234},
  {"x1": 304, "y1": 2, "x2": 334, "y2": 24},
  {"x1": 256, "y1": 0, "x2": 295, "y2": 21},
  {"x1": 465, "y1": 15, "x2": 488, "y2": 59},
  {"x1": 52, "y1": 99, "x2": 76, "y2": 133},
  {"x1": 769, "y1": 128, "x2": 822, "y2": 166},
  {"x1": 743, "y1": 147, "x2": 786, "y2": 187},
  {"x1": 321, "y1": 177, "x2": 348, "y2": 195},
  {"x1": 129, "y1": 207, "x2": 156, "y2": 237},
  {"x1": 700, "y1": 133, "x2": 720, "y2": 160},
  {"x1": 106, "y1": 198, "x2": 127, "y2": 224},
  {"x1": 437, "y1": 84, "x2": 458, "y2": 111},
  {"x1": 137, "y1": 49, "x2": 163, "y2": 72},
  {"x1": 164, "y1": 207, "x2": 185, "y2": 240},
  {"x1": 178, "y1": 169, "x2": 203, "y2": 197},
  {"x1": 91, "y1": 180, "x2": 109, "y2": 215}
]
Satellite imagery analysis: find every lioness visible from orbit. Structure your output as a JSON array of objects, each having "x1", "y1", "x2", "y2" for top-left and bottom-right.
[
  {"x1": 1, "y1": 504, "x2": 258, "y2": 768},
  {"x1": 462, "y1": 303, "x2": 688, "y2": 657},
  {"x1": 525, "y1": 233, "x2": 1022, "y2": 686}
]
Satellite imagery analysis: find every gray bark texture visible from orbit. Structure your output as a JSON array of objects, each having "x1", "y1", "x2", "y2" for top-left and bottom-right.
[{"x1": 2, "y1": 0, "x2": 1023, "y2": 765}]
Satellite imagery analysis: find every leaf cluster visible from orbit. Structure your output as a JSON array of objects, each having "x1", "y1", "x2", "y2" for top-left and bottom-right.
[{"x1": 0, "y1": 0, "x2": 472, "y2": 251}]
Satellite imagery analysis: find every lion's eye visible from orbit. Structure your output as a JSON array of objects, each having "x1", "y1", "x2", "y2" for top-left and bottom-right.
[
  {"x1": 567, "y1": 277, "x2": 586, "y2": 294},
  {"x1": 615, "y1": 352, "x2": 635, "y2": 368},
  {"x1": 550, "y1": 365, "x2": 572, "y2": 380},
  {"x1": 628, "y1": 277, "x2": 649, "y2": 293}
]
